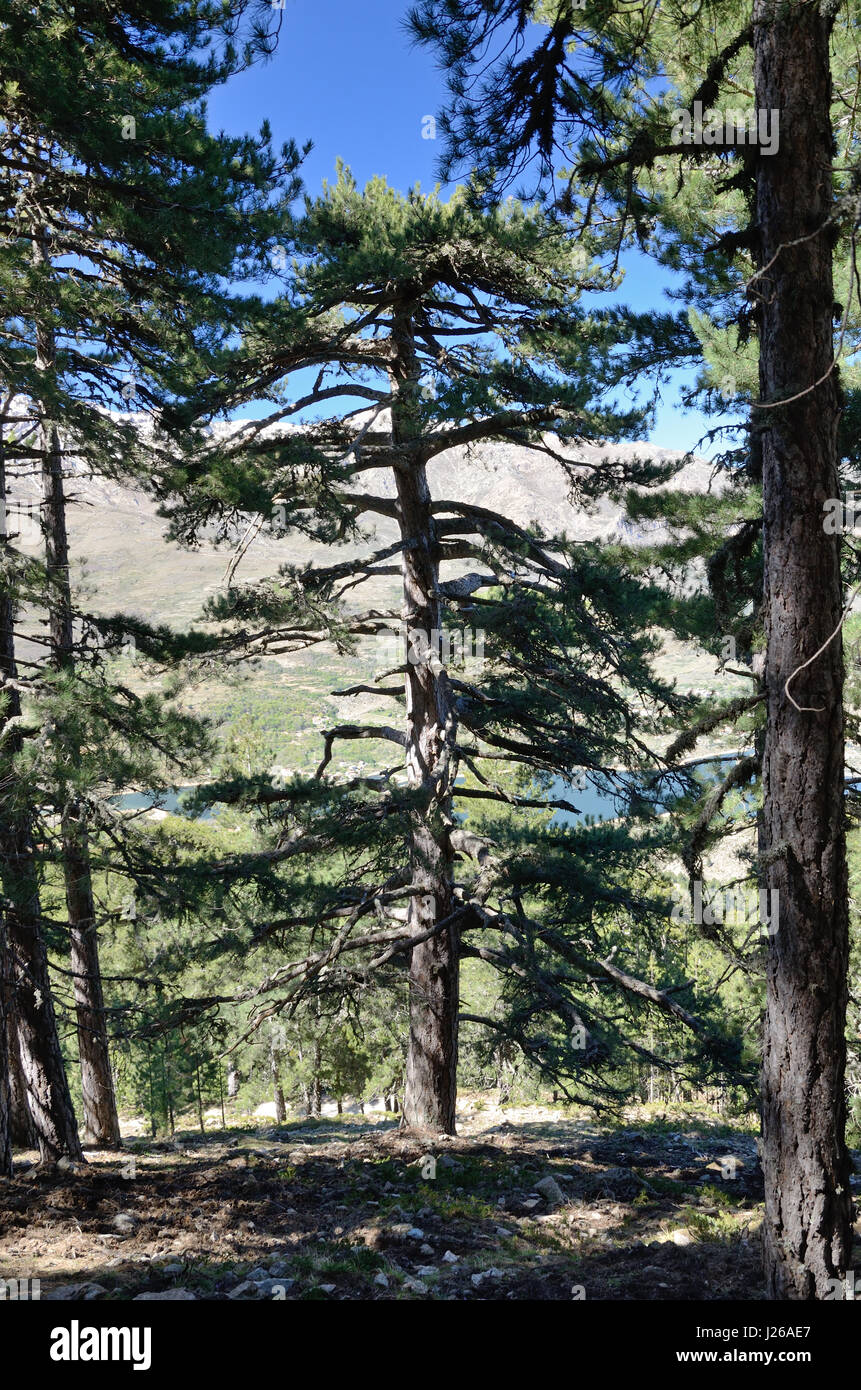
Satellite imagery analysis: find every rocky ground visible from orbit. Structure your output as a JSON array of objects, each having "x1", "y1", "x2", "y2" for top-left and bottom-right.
[{"x1": 4, "y1": 1102, "x2": 840, "y2": 1301}]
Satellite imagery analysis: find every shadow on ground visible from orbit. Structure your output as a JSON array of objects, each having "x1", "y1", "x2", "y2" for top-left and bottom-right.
[{"x1": 1, "y1": 1112, "x2": 854, "y2": 1300}]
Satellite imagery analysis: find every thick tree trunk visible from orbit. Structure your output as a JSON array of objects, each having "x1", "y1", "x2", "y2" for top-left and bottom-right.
[
  {"x1": 754, "y1": 0, "x2": 853, "y2": 1298},
  {"x1": 35, "y1": 309, "x2": 121, "y2": 1149},
  {"x1": 2, "y1": 855, "x2": 84, "y2": 1162},
  {"x1": 0, "y1": 410, "x2": 82, "y2": 1163},
  {"x1": 0, "y1": 922, "x2": 11, "y2": 1176},
  {"x1": 390, "y1": 306, "x2": 459, "y2": 1135}
]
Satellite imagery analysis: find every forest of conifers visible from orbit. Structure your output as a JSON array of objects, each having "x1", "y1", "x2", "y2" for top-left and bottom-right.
[{"x1": 2, "y1": 0, "x2": 861, "y2": 1335}]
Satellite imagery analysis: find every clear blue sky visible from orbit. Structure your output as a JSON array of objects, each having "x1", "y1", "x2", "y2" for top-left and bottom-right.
[{"x1": 205, "y1": 0, "x2": 720, "y2": 455}]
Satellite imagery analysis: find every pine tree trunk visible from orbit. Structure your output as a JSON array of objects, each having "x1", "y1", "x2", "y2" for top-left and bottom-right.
[
  {"x1": 162, "y1": 1040, "x2": 175, "y2": 1135},
  {"x1": 0, "y1": 414, "x2": 82, "y2": 1163},
  {"x1": 2, "y1": 863, "x2": 83, "y2": 1162},
  {"x1": 754, "y1": 0, "x2": 853, "y2": 1298},
  {"x1": 195, "y1": 1066, "x2": 205, "y2": 1134},
  {"x1": 311, "y1": 1041, "x2": 322, "y2": 1115},
  {"x1": 35, "y1": 307, "x2": 121, "y2": 1150},
  {"x1": 65, "y1": 805, "x2": 121, "y2": 1147},
  {"x1": 6, "y1": 1000, "x2": 37, "y2": 1149},
  {"x1": 0, "y1": 922, "x2": 11, "y2": 1177},
  {"x1": 147, "y1": 1062, "x2": 156, "y2": 1136},
  {"x1": 271, "y1": 1038, "x2": 286, "y2": 1123},
  {"x1": 390, "y1": 305, "x2": 459, "y2": 1135}
]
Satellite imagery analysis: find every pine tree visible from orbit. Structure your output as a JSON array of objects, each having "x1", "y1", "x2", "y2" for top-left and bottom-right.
[
  {"x1": 752, "y1": 0, "x2": 853, "y2": 1299},
  {"x1": 160, "y1": 169, "x2": 742, "y2": 1133}
]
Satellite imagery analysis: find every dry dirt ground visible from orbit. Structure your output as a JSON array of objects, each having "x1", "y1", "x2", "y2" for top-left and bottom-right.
[{"x1": 2, "y1": 1104, "x2": 859, "y2": 1301}]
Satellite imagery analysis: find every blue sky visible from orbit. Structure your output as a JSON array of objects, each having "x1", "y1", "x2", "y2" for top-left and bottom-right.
[{"x1": 205, "y1": 0, "x2": 718, "y2": 454}]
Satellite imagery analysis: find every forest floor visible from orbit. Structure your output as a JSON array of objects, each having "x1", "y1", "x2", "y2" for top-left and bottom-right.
[{"x1": 3, "y1": 1102, "x2": 860, "y2": 1301}]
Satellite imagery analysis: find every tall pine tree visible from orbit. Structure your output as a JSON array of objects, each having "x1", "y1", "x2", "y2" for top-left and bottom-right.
[{"x1": 159, "y1": 170, "x2": 742, "y2": 1132}]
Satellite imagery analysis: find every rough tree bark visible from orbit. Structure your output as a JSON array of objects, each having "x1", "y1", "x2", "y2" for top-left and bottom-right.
[
  {"x1": 6, "y1": 1002, "x2": 38, "y2": 1148},
  {"x1": 754, "y1": 0, "x2": 853, "y2": 1298},
  {"x1": 35, "y1": 304, "x2": 122, "y2": 1149},
  {"x1": 0, "y1": 918, "x2": 11, "y2": 1176},
  {"x1": 64, "y1": 805, "x2": 122, "y2": 1147},
  {"x1": 1, "y1": 843, "x2": 83, "y2": 1161},
  {"x1": 0, "y1": 404, "x2": 83, "y2": 1162},
  {"x1": 391, "y1": 305, "x2": 459, "y2": 1135}
]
